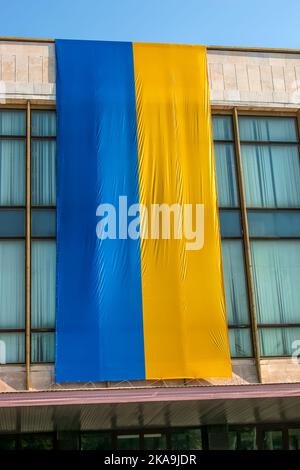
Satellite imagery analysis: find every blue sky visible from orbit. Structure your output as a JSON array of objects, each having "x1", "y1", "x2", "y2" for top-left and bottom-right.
[{"x1": 1, "y1": 0, "x2": 300, "y2": 48}]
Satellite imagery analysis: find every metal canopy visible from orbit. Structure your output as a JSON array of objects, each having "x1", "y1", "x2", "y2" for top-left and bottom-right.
[{"x1": 1, "y1": 384, "x2": 300, "y2": 433}]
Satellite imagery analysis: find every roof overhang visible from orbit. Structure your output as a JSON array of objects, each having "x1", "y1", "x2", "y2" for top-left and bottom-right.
[{"x1": 1, "y1": 383, "x2": 300, "y2": 433}]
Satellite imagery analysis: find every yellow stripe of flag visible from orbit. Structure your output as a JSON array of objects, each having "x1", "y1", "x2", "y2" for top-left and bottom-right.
[{"x1": 133, "y1": 43, "x2": 231, "y2": 379}]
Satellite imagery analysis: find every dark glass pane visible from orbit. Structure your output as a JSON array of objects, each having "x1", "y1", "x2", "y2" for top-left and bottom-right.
[
  {"x1": 212, "y1": 116, "x2": 233, "y2": 141},
  {"x1": 289, "y1": 429, "x2": 300, "y2": 450},
  {"x1": 229, "y1": 328, "x2": 252, "y2": 357},
  {"x1": 117, "y1": 434, "x2": 140, "y2": 450},
  {"x1": 81, "y1": 433, "x2": 112, "y2": 450},
  {"x1": 208, "y1": 425, "x2": 230, "y2": 450},
  {"x1": 0, "y1": 435, "x2": 17, "y2": 449},
  {"x1": 0, "y1": 110, "x2": 26, "y2": 136},
  {"x1": 57, "y1": 431, "x2": 79, "y2": 450},
  {"x1": 31, "y1": 332, "x2": 55, "y2": 363},
  {"x1": 144, "y1": 433, "x2": 167, "y2": 450},
  {"x1": 248, "y1": 210, "x2": 300, "y2": 237},
  {"x1": 171, "y1": 429, "x2": 202, "y2": 450},
  {"x1": 259, "y1": 327, "x2": 300, "y2": 356},
  {"x1": 263, "y1": 430, "x2": 283, "y2": 450},
  {"x1": 20, "y1": 434, "x2": 54, "y2": 450},
  {"x1": 238, "y1": 428, "x2": 256, "y2": 450},
  {"x1": 228, "y1": 427, "x2": 256, "y2": 450},
  {"x1": 214, "y1": 143, "x2": 239, "y2": 207},
  {"x1": 31, "y1": 111, "x2": 56, "y2": 137},
  {"x1": 239, "y1": 116, "x2": 298, "y2": 142},
  {"x1": 219, "y1": 210, "x2": 241, "y2": 237},
  {"x1": 31, "y1": 209, "x2": 56, "y2": 237},
  {"x1": 0, "y1": 210, "x2": 25, "y2": 236}
]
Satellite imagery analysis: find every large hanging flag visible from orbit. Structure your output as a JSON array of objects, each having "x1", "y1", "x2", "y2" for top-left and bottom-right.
[{"x1": 55, "y1": 39, "x2": 231, "y2": 382}]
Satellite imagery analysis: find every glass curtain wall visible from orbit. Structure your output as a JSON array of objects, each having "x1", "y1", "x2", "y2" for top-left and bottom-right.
[
  {"x1": 0, "y1": 110, "x2": 26, "y2": 363},
  {"x1": 31, "y1": 110, "x2": 56, "y2": 363},
  {"x1": 0, "y1": 108, "x2": 56, "y2": 364},
  {"x1": 213, "y1": 115, "x2": 252, "y2": 357},
  {"x1": 1, "y1": 108, "x2": 299, "y2": 364},
  {"x1": 214, "y1": 113, "x2": 300, "y2": 358},
  {"x1": 239, "y1": 116, "x2": 300, "y2": 356}
]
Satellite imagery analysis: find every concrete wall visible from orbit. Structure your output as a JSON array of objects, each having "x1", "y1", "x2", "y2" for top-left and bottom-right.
[
  {"x1": 1, "y1": 41, "x2": 300, "y2": 107},
  {"x1": 0, "y1": 41, "x2": 55, "y2": 102},
  {"x1": 0, "y1": 40, "x2": 300, "y2": 391},
  {"x1": 208, "y1": 50, "x2": 300, "y2": 107},
  {"x1": 0, "y1": 359, "x2": 258, "y2": 391},
  {"x1": 1, "y1": 358, "x2": 300, "y2": 391}
]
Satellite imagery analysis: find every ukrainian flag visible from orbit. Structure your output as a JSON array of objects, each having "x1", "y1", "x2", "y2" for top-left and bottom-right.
[{"x1": 55, "y1": 40, "x2": 231, "y2": 382}]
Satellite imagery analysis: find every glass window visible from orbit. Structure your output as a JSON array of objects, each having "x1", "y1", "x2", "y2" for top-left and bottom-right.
[
  {"x1": 263, "y1": 430, "x2": 283, "y2": 450},
  {"x1": 117, "y1": 434, "x2": 140, "y2": 450},
  {"x1": 248, "y1": 210, "x2": 300, "y2": 238},
  {"x1": 31, "y1": 241, "x2": 56, "y2": 328},
  {"x1": 57, "y1": 431, "x2": 79, "y2": 450},
  {"x1": 31, "y1": 111, "x2": 56, "y2": 363},
  {"x1": 0, "y1": 435, "x2": 17, "y2": 449},
  {"x1": 222, "y1": 240, "x2": 249, "y2": 325},
  {"x1": 0, "y1": 333, "x2": 24, "y2": 363},
  {"x1": 212, "y1": 115, "x2": 233, "y2": 141},
  {"x1": 81, "y1": 432, "x2": 112, "y2": 450},
  {"x1": 0, "y1": 140, "x2": 25, "y2": 205},
  {"x1": 288, "y1": 429, "x2": 300, "y2": 450},
  {"x1": 215, "y1": 143, "x2": 239, "y2": 207},
  {"x1": 144, "y1": 433, "x2": 167, "y2": 450},
  {"x1": 0, "y1": 109, "x2": 56, "y2": 365},
  {"x1": 0, "y1": 209, "x2": 25, "y2": 237},
  {"x1": 31, "y1": 140, "x2": 56, "y2": 206},
  {"x1": 219, "y1": 210, "x2": 241, "y2": 237},
  {"x1": 259, "y1": 327, "x2": 300, "y2": 356},
  {"x1": 0, "y1": 110, "x2": 26, "y2": 136},
  {"x1": 239, "y1": 116, "x2": 298, "y2": 142},
  {"x1": 241, "y1": 144, "x2": 300, "y2": 208},
  {"x1": 31, "y1": 332, "x2": 55, "y2": 363},
  {"x1": 20, "y1": 433, "x2": 54, "y2": 450},
  {"x1": 251, "y1": 241, "x2": 300, "y2": 324},
  {"x1": 0, "y1": 241, "x2": 25, "y2": 329},
  {"x1": 170, "y1": 429, "x2": 202, "y2": 450},
  {"x1": 228, "y1": 427, "x2": 256, "y2": 450},
  {"x1": 31, "y1": 209, "x2": 56, "y2": 237},
  {"x1": 208, "y1": 425, "x2": 231, "y2": 450},
  {"x1": 31, "y1": 111, "x2": 56, "y2": 137},
  {"x1": 228, "y1": 328, "x2": 252, "y2": 357}
]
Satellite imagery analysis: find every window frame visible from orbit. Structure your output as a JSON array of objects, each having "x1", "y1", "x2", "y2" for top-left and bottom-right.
[
  {"x1": 213, "y1": 114, "x2": 253, "y2": 358},
  {"x1": 1, "y1": 103, "x2": 299, "y2": 377},
  {"x1": 213, "y1": 108, "x2": 300, "y2": 364},
  {"x1": 30, "y1": 109, "x2": 56, "y2": 364},
  {"x1": 0, "y1": 104, "x2": 56, "y2": 372},
  {"x1": 0, "y1": 109, "x2": 26, "y2": 364}
]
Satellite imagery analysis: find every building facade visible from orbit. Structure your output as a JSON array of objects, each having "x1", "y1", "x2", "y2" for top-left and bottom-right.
[{"x1": 0, "y1": 38, "x2": 300, "y2": 450}]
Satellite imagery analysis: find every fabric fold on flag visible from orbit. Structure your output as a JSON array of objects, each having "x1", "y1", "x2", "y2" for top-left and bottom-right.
[{"x1": 55, "y1": 39, "x2": 232, "y2": 382}]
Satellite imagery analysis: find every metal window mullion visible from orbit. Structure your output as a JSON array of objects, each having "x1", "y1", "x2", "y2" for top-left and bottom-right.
[
  {"x1": 25, "y1": 101, "x2": 31, "y2": 390},
  {"x1": 232, "y1": 107, "x2": 262, "y2": 383}
]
